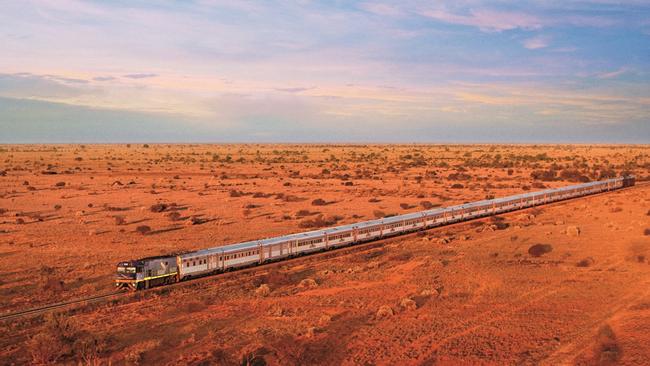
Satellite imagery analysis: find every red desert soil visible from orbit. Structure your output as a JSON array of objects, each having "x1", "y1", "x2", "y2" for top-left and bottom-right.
[{"x1": 0, "y1": 144, "x2": 649, "y2": 365}]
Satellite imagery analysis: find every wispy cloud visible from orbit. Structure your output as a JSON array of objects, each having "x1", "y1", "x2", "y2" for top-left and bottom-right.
[
  {"x1": 597, "y1": 67, "x2": 629, "y2": 79},
  {"x1": 123, "y1": 73, "x2": 158, "y2": 79},
  {"x1": 419, "y1": 8, "x2": 542, "y2": 32},
  {"x1": 523, "y1": 35, "x2": 551, "y2": 50},
  {"x1": 93, "y1": 76, "x2": 116, "y2": 82}
]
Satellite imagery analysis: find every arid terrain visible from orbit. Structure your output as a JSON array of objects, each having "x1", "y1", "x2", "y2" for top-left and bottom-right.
[{"x1": 0, "y1": 144, "x2": 649, "y2": 365}]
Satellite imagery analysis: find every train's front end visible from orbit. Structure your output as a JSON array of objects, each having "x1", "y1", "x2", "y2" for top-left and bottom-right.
[{"x1": 115, "y1": 260, "x2": 143, "y2": 290}]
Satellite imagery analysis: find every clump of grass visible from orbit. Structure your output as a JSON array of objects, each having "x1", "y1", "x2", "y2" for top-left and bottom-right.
[{"x1": 113, "y1": 215, "x2": 126, "y2": 225}]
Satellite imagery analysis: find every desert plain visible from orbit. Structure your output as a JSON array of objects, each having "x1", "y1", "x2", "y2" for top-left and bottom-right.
[{"x1": 0, "y1": 143, "x2": 649, "y2": 365}]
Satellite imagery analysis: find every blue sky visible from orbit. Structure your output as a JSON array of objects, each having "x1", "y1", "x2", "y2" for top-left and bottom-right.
[{"x1": 0, "y1": 0, "x2": 648, "y2": 142}]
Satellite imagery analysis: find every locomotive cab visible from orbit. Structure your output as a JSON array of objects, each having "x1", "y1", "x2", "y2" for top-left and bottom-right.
[
  {"x1": 115, "y1": 256, "x2": 179, "y2": 290},
  {"x1": 115, "y1": 261, "x2": 144, "y2": 290}
]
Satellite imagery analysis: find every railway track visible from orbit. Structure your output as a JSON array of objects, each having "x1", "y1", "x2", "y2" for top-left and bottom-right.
[{"x1": 1, "y1": 180, "x2": 646, "y2": 323}]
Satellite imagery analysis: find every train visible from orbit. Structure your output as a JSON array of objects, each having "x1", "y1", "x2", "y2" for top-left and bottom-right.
[{"x1": 115, "y1": 175, "x2": 635, "y2": 290}]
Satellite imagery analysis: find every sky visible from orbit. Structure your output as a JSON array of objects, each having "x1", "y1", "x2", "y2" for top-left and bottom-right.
[{"x1": 0, "y1": 0, "x2": 649, "y2": 143}]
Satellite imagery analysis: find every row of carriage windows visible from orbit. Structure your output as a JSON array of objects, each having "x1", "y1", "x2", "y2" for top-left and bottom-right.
[
  {"x1": 183, "y1": 250, "x2": 262, "y2": 268},
  {"x1": 179, "y1": 187, "x2": 607, "y2": 269}
]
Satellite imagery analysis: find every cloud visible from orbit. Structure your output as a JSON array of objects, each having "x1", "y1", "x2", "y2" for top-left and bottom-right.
[
  {"x1": 93, "y1": 76, "x2": 116, "y2": 82},
  {"x1": 274, "y1": 87, "x2": 315, "y2": 93},
  {"x1": 419, "y1": 8, "x2": 543, "y2": 32},
  {"x1": 123, "y1": 73, "x2": 158, "y2": 79},
  {"x1": 417, "y1": 5, "x2": 623, "y2": 32},
  {"x1": 597, "y1": 67, "x2": 628, "y2": 79},
  {"x1": 0, "y1": 73, "x2": 91, "y2": 100},
  {"x1": 523, "y1": 35, "x2": 550, "y2": 49},
  {"x1": 359, "y1": 2, "x2": 403, "y2": 17}
]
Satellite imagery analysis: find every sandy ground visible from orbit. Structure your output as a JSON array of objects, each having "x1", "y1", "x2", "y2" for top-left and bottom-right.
[{"x1": 0, "y1": 144, "x2": 648, "y2": 365}]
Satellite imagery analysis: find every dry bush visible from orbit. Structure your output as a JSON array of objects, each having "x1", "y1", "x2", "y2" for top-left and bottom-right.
[
  {"x1": 295, "y1": 209, "x2": 312, "y2": 217},
  {"x1": 528, "y1": 244, "x2": 553, "y2": 257},
  {"x1": 106, "y1": 205, "x2": 129, "y2": 212},
  {"x1": 54, "y1": 204, "x2": 62, "y2": 210},
  {"x1": 28, "y1": 312, "x2": 81, "y2": 364},
  {"x1": 149, "y1": 203, "x2": 168, "y2": 212},
  {"x1": 376, "y1": 305, "x2": 394, "y2": 318},
  {"x1": 55, "y1": 181, "x2": 66, "y2": 187},
  {"x1": 559, "y1": 169, "x2": 590, "y2": 182},
  {"x1": 530, "y1": 169, "x2": 557, "y2": 181},
  {"x1": 447, "y1": 172, "x2": 471, "y2": 181},
  {"x1": 28, "y1": 332, "x2": 65, "y2": 364},
  {"x1": 311, "y1": 198, "x2": 327, "y2": 206},
  {"x1": 73, "y1": 331, "x2": 108, "y2": 365},
  {"x1": 451, "y1": 183, "x2": 464, "y2": 189},
  {"x1": 577, "y1": 257, "x2": 595, "y2": 267},
  {"x1": 241, "y1": 349, "x2": 269, "y2": 366},
  {"x1": 389, "y1": 252, "x2": 413, "y2": 262},
  {"x1": 400, "y1": 203, "x2": 414, "y2": 210},
  {"x1": 420, "y1": 201, "x2": 437, "y2": 209},
  {"x1": 644, "y1": 228, "x2": 650, "y2": 236},
  {"x1": 368, "y1": 197, "x2": 381, "y2": 203},
  {"x1": 182, "y1": 300, "x2": 208, "y2": 313},
  {"x1": 136, "y1": 225, "x2": 151, "y2": 235},
  {"x1": 113, "y1": 215, "x2": 126, "y2": 225},
  {"x1": 186, "y1": 216, "x2": 207, "y2": 225},
  {"x1": 230, "y1": 190, "x2": 244, "y2": 197},
  {"x1": 123, "y1": 339, "x2": 161, "y2": 365},
  {"x1": 255, "y1": 284, "x2": 271, "y2": 297},
  {"x1": 166, "y1": 211, "x2": 181, "y2": 221},
  {"x1": 298, "y1": 278, "x2": 318, "y2": 288},
  {"x1": 299, "y1": 214, "x2": 341, "y2": 228},
  {"x1": 373, "y1": 210, "x2": 386, "y2": 219},
  {"x1": 591, "y1": 325, "x2": 621, "y2": 364},
  {"x1": 42, "y1": 276, "x2": 65, "y2": 293}
]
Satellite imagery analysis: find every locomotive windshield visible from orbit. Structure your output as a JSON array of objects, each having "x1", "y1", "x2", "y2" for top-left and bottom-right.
[{"x1": 116, "y1": 262, "x2": 142, "y2": 279}]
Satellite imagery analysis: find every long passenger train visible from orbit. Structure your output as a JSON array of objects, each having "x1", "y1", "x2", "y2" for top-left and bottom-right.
[{"x1": 115, "y1": 176, "x2": 635, "y2": 290}]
